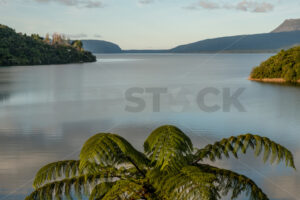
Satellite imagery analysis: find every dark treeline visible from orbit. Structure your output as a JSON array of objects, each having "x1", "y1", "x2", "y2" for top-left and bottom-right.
[
  {"x1": 250, "y1": 46, "x2": 300, "y2": 82},
  {"x1": 0, "y1": 24, "x2": 96, "y2": 66}
]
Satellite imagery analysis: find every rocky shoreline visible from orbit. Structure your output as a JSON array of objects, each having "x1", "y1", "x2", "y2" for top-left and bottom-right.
[{"x1": 248, "y1": 77, "x2": 300, "y2": 83}]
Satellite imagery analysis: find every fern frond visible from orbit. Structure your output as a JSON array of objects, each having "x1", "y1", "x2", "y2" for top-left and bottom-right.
[
  {"x1": 27, "y1": 176, "x2": 86, "y2": 200},
  {"x1": 100, "y1": 179, "x2": 144, "y2": 200},
  {"x1": 144, "y1": 125, "x2": 193, "y2": 172},
  {"x1": 79, "y1": 133, "x2": 149, "y2": 172},
  {"x1": 197, "y1": 164, "x2": 269, "y2": 200},
  {"x1": 148, "y1": 166, "x2": 219, "y2": 200},
  {"x1": 33, "y1": 160, "x2": 80, "y2": 189},
  {"x1": 27, "y1": 167, "x2": 135, "y2": 200},
  {"x1": 89, "y1": 182, "x2": 114, "y2": 200},
  {"x1": 194, "y1": 134, "x2": 296, "y2": 169},
  {"x1": 100, "y1": 179, "x2": 159, "y2": 200}
]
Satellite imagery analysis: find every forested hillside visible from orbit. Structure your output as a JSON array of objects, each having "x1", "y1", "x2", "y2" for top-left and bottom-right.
[
  {"x1": 0, "y1": 25, "x2": 96, "y2": 66},
  {"x1": 250, "y1": 46, "x2": 300, "y2": 82}
]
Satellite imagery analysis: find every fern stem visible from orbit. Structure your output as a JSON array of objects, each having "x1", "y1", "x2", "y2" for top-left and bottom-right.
[{"x1": 127, "y1": 157, "x2": 146, "y2": 177}]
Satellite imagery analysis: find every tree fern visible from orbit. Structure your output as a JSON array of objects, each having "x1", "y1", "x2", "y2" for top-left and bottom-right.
[
  {"x1": 197, "y1": 164, "x2": 268, "y2": 200},
  {"x1": 79, "y1": 133, "x2": 149, "y2": 173},
  {"x1": 147, "y1": 166, "x2": 219, "y2": 200},
  {"x1": 33, "y1": 160, "x2": 80, "y2": 189},
  {"x1": 27, "y1": 175, "x2": 87, "y2": 200},
  {"x1": 144, "y1": 125, "x2": 193, "y2": 171},
  {"x1": 89, "y1": 182, "x2": 114, "y2": 200},
  {"x1": 28, "y1": 167, "x2": 134, "y2": 200},
  {"x1": 194, "y1": 134, "x2": 295, "y2": 168},
  {"x1": 101, "y1": 179, "x2": 146, "y2": 200},
  {"x1": 26, "y1": 125, "x2": 296, "y2": 200}
]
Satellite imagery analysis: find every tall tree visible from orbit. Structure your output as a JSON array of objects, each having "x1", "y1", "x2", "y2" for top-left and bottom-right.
[
  {"x1": 44, "y1": 33, "x2": 51, "y2": 44},
  {"x1": 72, "y1": 40, "x2": 83, "y2": 51}
]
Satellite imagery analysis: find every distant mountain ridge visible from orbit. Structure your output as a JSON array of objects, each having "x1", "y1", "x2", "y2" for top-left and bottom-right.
[
  {"x1": 272, "y1": 19, "x2": 300, "y2": 33},
  {"x1": 81, "y1": 40, "x2": 122, "y2": 53},
  {"x1": 123, "y1": 49, "x2": 169, "y2": 53},
  {"x1": 81, "y1": 19, "x2": 300, "y2": 54},
  {"x1": 170, "y1": 31, "x2": 300, "y2": 53}
]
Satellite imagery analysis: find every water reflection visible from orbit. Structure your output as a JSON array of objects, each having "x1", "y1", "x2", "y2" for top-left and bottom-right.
[{"x1": 0, "y1": 54, "x2": 299, "y2": 200}]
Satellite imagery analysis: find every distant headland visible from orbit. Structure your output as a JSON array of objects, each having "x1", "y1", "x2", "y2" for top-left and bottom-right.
[{"x1": 249, "y1": 45, "x2": 300, "y2": 84}]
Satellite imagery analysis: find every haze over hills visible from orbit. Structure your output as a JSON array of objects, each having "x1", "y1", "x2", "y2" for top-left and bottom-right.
[
  {"x1": 170, "y1": 19, "x2": 300, "y2": 53},
  {"x1": 272, "y1": 19, "x2": 300, "y2": 33},
  {"x1": 82, "y1": 19, "x2": 300, "y2": 54},
  {"x1": 170, "y1": 31, "x2": 300, "y2": 53},
  {"x1": 81, "y1": 40, "x2": 122, "y2": 53}
]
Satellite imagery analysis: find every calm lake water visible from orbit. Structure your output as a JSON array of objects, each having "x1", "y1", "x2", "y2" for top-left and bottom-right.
[{"x1": 0, "y1": 54, "x2": 299, "y2": 200}]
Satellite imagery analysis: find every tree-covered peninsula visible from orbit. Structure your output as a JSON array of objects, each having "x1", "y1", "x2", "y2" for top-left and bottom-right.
[
  {"x1": 250, "y1": 46, "x2": 300, "y2": 83},
  {"x1": 0, "y1": 24, "x2": 96, "y2": 66}
]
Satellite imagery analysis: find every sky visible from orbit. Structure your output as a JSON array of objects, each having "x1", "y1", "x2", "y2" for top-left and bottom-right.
[{"x1": 0, "y1": 0, "x2": 299, "y2": 49}]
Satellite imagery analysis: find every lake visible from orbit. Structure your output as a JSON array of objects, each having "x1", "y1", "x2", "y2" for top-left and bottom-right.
[{"x1": 0, "y1": 54, "x2": 299, "y2": 200}]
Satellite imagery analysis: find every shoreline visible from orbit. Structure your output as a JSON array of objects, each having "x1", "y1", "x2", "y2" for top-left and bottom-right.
[{"x1": 248, "y1": 77, "x2": 300, "y2": 83}]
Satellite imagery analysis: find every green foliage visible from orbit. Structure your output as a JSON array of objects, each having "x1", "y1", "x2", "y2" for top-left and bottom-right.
[
  {"x1": 79, "y1": 133, "x2": 149, "y2": 173},
  {"x1": 27, "y1": 167, "x2": 136, "y2": 200},
  {"x1": 144, "y1": 125, "x2": 193, "y2": 171},
  {"x1": 26, "y1": 125, "x2": 296, "y2": 200},
  {"x1": 148, "y1": 166, "x2": 219, "y2": 200},
  {"x1": 197, "y1": 164, "x2": 268, "y2": 200},
  {"x1": 33, "y1": 160, "x2": 80, "y2": 189},
  {"x1": 100, "y1": 179, "x2": 146, "y2": 200},
  {"x1": 250, "y1": 46, "x2": 300, "y2": 82},
  {"x1": 194, "y1": 134, "x2": 295, "y2": 168},
  {"x1": 31, "y1": 34, "x2": 43, "y2": 41},
  {"x1": 72, "y1": 40, "x2": 83, "y2": 51},
  {"x1": 90, "y1": 182, "x2": 114, "y2": 200},
  {"x1": 0, "y1": 24, "x2": 96, "y2": 66}
]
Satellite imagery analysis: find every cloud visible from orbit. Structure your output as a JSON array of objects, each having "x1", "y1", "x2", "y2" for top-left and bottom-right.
[
  {"x1": 251, "y1": 2, "x2": 274, "y2": 13},
  {"x1": 94, "y1": 34, "x2": 101, "y2": 38},
  {"x1": 138, "y1": 0, "x2": 154, "y2": 5},
  {"x1": 64, "y1": 33, "x2": 88, "y2": 39},
  {"x1": 183, "y1": 1, "x2": 219, "y2": 10},
  {"x1": 0, "y1": 0, "x2": 7, "y2": 4},
  {"x1": 84, "y1": 0, "x2": 103, "y2": 8},
  {"x1": 48, "y1": 33, "x2": 101, "y2": 39},
  {"x1": 184, "y1": 0, "x2": 274, "y2": 13},
  {"x1": 199, "y1": 1, "x2": 219, "y2": 9},
  {"x1": 33, "y1": 0, "x2": 104, "y2": 8},
  {"x1": 236, "y1": 1, "x2": 273, "y2": 12}
]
